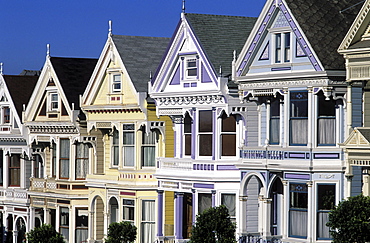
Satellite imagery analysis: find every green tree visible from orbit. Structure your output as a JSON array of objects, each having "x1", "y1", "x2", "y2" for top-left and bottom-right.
[
  {"x1": 105, "y1": 221, "x2": 137, "y2": 243},
  {"x1": 27, "y1": 224, "x2": 65, "y2": 243},
  {"x1": 189, "y1": 205, "x2": 236, "y2": 243},
  {"x1": 327, "y1": 194, "x2": 370, "y2": 243}
]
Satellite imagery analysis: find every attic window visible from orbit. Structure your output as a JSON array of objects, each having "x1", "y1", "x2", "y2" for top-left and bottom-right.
[
  {"x1": 47, "y1": 92, "x2": 59, "y2": 112},
  {"x1": 112, "y1": 74, "x2": 121, "y2": 92},
  {"x1": 3, "y1": 107, "x2": 10, "y2": 124}
]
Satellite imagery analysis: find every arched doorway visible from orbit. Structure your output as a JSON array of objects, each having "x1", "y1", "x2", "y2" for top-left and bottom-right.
[
  {"x1": 109, "y1": 197, "x2": 118, "y2": 224},
  {"x1": 15, "y1": 217, "x2": 26, "y2": 243},
  {"x1": 245, "y1": 175, "x2": 262, "y2": 233},
  {"x1": 269, "y1": 177, "x2": 283, "y2": 236},
  {"x1": 92, "y1": 196, "x2": 105, "y2": 241}
]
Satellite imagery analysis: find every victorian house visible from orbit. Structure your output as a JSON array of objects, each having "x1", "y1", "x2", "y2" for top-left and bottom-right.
[
  {"x1": 0, "y1": 72, "x2": 38, "y2": 243},
  {"x1": 149, "y1": 13, "x2": 257, "y2": 242},
  {"x1": 23, "y1": 53, "x2": 97, "y2": 243},
  {"x1": 80, "y1": 30, "x2": 171, "y2": 243},
  {"x1": 234, "y1": 0, "x2": 360, "y2": 241},
  {"x1": 339, "y1": 0, "x2": 370, "y2": 198}
]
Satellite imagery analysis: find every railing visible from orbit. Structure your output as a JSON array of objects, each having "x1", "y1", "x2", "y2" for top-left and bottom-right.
[
  {"x1": 239, "y1": 234, "x2": 282, "y2": 243},
  {"x1": 0, "y1": 188, "x2": 28, "y2": 200}
]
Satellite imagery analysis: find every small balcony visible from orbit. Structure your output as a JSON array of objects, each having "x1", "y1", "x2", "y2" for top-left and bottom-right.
[{"x1": 0, "y1": 188, "x2": 28, "y2": 202}]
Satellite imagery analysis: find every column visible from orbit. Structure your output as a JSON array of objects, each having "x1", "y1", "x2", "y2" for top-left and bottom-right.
[
  {"x1": 212, "y1": 107, "x2": 216, "y2": 160},
  {"x1": 175, "y1": 192, "x2": 184, "y2": 240},
  {"x1": 192, "y1": 189, "x2": 196, "y2": 224},
  {"x1": 29, "y1": 207, "x2": 35, "y2": 230},
  {"x1": 262, "y1": 197, "x2": 272, "y2": 238},
  {"x1": 211, "y1": 190, "x2": 216, "y2": 207},
  {"x1": 282, "y1": 180, "x2": 288, "y2": 239},
  {"x1": 157, "y1": 190, "x2": 164, "y2": 237},
  {"x1": 363, "y1": 169, "x2": 370, "y2": 196},
  {"x1": 103, "y1": 211, "x2": 109, "y2": 238},
  {"x1": 87, "y1": 211, "x2": 94, "y2": 242},
  {"x1": 345, "y1": 152, "x2": 353, "y2": 198},
  {"x1": 239, "y1": 196, "x2": 248, "y2": 235},
  {"x1": 306, "y1": 181, "x2": 313, "y2": 242}
]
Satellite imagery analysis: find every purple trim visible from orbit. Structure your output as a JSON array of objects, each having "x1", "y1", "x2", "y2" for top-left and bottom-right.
[
  {"x1": 175, "y1": 192, "x2": 184, "y2": 239},
  {"x1": 191, "y1": 82, "x2": 197, "y2": 87},
  {"x1": 212, "y1": 108, "x2": 216, "y2": 160},
  {"x1": 261, "y1": 172, "x2": 266, "y2": 181},
  {"x1": 179, "y1": 52, "x2": 197, "y2": 56},
  {"x1": 157, "y1": 190, "x2": 164, "y2": 237},
  {"x1": 271, "y1": 67, "x2": 291, "y2": 71},
  {"x1": 217, "y1": 165, "x2": 238, "y2": 170},
  {"x1": 201, "y1": 64, "x2": 212, "y2": 83},
  {"x1": 285, "y1": 173, "x2": 310, "y2": 180},
  {"x1": 194, "y1": 183, "x2": 214, "y2": 189},
  {"x1": 289, "y1": 152, "x2": 305, "y2": 159},
  {"x1": 192, "y1": 189, "x2": 196, "y2": 223},
  {"x1": 194, "y1": 164, "x2": 214, "y2": 171},
  {"x1": 191, "y1": 108, "x2": 196, "y2": 159},
  {"x1": 241, "y1": 171, "x2": 247, "y2": 181},
  {"x1": 313, "y1": 153, "x2": 340, "y2": 159},
  {"x1": 314, "y1": 87, "x2": 320, "y2": 93},
  {"x1": 184, "y1": 83, "x2": 190, "y2": 88},
  {"x1": 169, "y1": 65, "x2": 181, "y2": 85}
]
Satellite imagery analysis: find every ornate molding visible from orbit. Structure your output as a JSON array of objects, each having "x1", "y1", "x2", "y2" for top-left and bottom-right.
[
  {"x1": 155, "y1": 95, "x2": 224, "y2": 106},
  {"x1": 28, "y1": 125, "x2": 78, "y2": 134}
]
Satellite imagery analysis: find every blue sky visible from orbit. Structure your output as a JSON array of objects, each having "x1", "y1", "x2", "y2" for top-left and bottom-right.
[{"x1": 0, "y1": 0, "x2": 265, "y2": 75}]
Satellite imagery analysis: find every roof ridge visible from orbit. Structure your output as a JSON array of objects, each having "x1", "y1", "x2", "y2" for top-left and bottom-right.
[
  {"x1": 185, "y1": 12, "x2": 257, "y2": 19},
  {"x1": 50, "y1": 56, "x2": 98, "y2": 60},
  {"x1": 112, "y1": 34, "x2": 170, "y2": 39}
]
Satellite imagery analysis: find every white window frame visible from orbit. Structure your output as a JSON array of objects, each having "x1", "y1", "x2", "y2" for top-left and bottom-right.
[
  {"x1": 111, "y1": 73, "x2": 122, "y2": 93},
  {"x1": 197, "y1": 110, "x2": 213, "y2": 158},
  {"x1": 141, "y1": 128, "x2": 157, "y2": 167},
  {"x1": 111, "y1": 129, "x2": 119, "y2": 167},
  {"x1": 47, "y1": 91, "x2": 59, "y2": 112},
  {"x1": 122, "y1": 124, "x2": 135, "y2": 167},
  {"x1": 123, "y1": 199, "x2": 135, "y2": 223}
]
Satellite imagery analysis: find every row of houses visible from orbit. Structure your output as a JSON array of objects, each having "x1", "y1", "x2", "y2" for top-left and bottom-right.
[{"x1": 2, "y1": 0, "x2": 370, "y2": 242}]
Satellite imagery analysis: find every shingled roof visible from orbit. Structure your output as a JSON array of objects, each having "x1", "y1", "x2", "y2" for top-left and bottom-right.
[
  {"x1": 3, "y1": 75, "x2": 38, "y2": 118},
  {"x1": 112, "y1": 35, "x2": 170, "y2": 93},
  {"x1": 185, "y1": 13, "x2": 257, "y2": 78},
  {"x1": 50, "y1": 57, "x2": 98, "y2": 109},
  {"x1": 286, "y1": 0, "x2": 361, "y2": 70}
]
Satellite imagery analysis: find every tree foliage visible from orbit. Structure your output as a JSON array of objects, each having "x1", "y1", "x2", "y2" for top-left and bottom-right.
[
  {"x1": 327, "y1": 194, "x2": 370, "y2": 243},
  {"x1": 189, "y1": 205, "x2": 236, "y2": 243},
  {"x1": 27, "y1": 224, "x2": 65, "y2": 243},
  {"x1": 105, "y1": 221, "x2": 137, "y2": 243}
]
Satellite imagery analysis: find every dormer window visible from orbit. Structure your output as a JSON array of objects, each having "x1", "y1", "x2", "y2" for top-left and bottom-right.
[
  {"x1": 112, "y1": 74, "x2": 121, "y2": 92},
  {"x1": 186, "y1": 58, "x2": 197, "y2": 78},
  {"x1": 275, "y1": 32, "x2": 291, "y2": 63},
  {"x1": 2, "y1": 106, "x2": 10, "y2": 124},
  {"x1": 49, "y1": 92, "x2": 59, "y2": 111}
]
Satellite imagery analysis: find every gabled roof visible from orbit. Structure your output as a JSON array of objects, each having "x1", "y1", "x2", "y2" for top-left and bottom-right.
[
  {"x1": 286, "y1": 0, "x2": 361, "y2": 70},
  {"x1": 341, "y1": 127, "x2": 370, "y2": 147},
  {"x1": 112, "y1": 35, "x2": 170, "y2": 92},
  {"x1": 3, "y1": 75, "x2": 38, "y2": 118},
  {"x1": 185, "y1": 13, "x2": 257, "y2": 77},
  {"x1": 50, "y1": 57, "x2": 98, "y2": 108}
]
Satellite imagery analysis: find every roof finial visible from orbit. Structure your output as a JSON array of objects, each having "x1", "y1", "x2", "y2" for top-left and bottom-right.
[
  {"x1": 233, "y1": 50, "x2": 236, "y2": 62},
  {"x1": 0, "y1": 63, "x2": 3, "y2": 75},
  {"x1": 47, "y1": 44, "x2": 50, "y2": 57},
  {"x1": 182, "y1": 0, "x2": 186, "y2": 13},
  {"x1": 149, "y1": 71, "x2": 152, "y2": 81},
  {"x1": 108, "y1": 20, "x2": 112, "y2": 37},
  {"x1": 219, "y1": 65, "x2": 222, "y2": 77}
]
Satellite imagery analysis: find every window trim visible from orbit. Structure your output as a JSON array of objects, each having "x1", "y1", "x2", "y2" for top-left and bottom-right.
[
  {"x1": 8, "y1": 154, "x2": 21, "y2": 187},
  {"x1": 123, "y1": 199, "x2": 135, "y2": 223},
  {"x1": 47, "y1": 91, "x2": 59, "y2": 112},
  {"x1": 75, "y1": 142, "x2": 89, "y2": 180},
  {"x1": 112, "y1": 73, "x2": 122, "y2": 93},
  {"x1": 122, "y1": 124, "x2": 135, "y2": 167},
  {"x1": 141, "y1": 128, "x2": 157, "y2": 168},
  {"x1": 59, "y1": 138, "x2": 70, "y2": 179}
]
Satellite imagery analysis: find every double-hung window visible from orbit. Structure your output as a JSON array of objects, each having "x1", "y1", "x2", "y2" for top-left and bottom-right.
[
  {"x1": 221, "y1": 114, "x2": 237, "y2": 156},
  {"x1": 270, "y1": 98, "x2": 280, "y2": 144},
  {"x1": 75, "y1": 208, "x2": 88, "y2": 243},
  {"x1": 275, "y1": 32, "x2": 291, "y2": 63},
  {"x1": 290, "y1": 91, "x2": 308, "y2": 145},
  {"x1": 59, "y1": 139, "x2": 70, "y2": 179},
  {"x1": 33, "y1": 154, "x2": 43, "y2": 179},
  {"x1": 112, "y1": 130, "x2": 119, "y2": 166},
  {"x1": 8, "y1": 154, "x2": 20, "y2": 186},
  {"x1": 52, "y1": 143, "x2": 57, "y2": 178},
  {"x1": 49, "y1": 93, "x2": 59, "y2": 111},
  {"x1": 184, "y1": 113, "x2": 192, "y2": 156},
  {"x1": 221, "y1": 194, "x2": 236, "y2": 222},
  {"x1": 142, "y1": 129, "x2": 157, "y2": 167},
  {"x1": 289, "y1": 183, "x2": 308, "y2": 238},
  {"x1": 112, "y1": 74, "x2": 121, "y2": 92},
  {"x1": 2, "y1": 106, "x2": 10, "y2": 124},
  {"x1": 198, "y1": 193, "x2": 212, "y2": 213},
  {"x1": 75, "y1": 143, "x2": 89, "y2": 179},
  {"x1": 60, "y1": 207, "x2": 69, "y2": 242},
  {"x1": 317, "y1": 184, "x2": 335, "y2": 240},
  {"x1": 123, "y1": 199, "x2": 135, "y2": 223},
  {"x1": 199, "y1": 110, "x2": 213, "y2": 156},
  {"x1": 123, "y1": 124, "x2": 135, "y2": 166},
  {"x1": 186, "y1": 58, "x2": 197, "y2": 78},
  {"x1": 141, "y1": 200, "x2": 155, "y2": 243},
  {"x1": 317, "y1": 93, "x2": 336, "y2": 146}
]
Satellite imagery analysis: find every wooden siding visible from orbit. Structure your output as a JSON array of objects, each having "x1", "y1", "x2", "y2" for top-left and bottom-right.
[
  {"x1": 246, "y1": 175, "x2": 260, "y2": 233},
  {"x1": 352, "y1": 86, "x2": 363, "y2": 127},
  {"x1": 364, "y1": 89, "x2": 370, "y2": 127},
  {"x1": 351, "y1": 166, "x2": 363, "y2": 197},
  {"x1": 164, "y1": 191, "x2": 174, "y2": 236},
  {"x1": 246, "y1": 102, "x2": 259, "y2": 146},
  {"x1": 260, "y1": 103, "x2": 267, "y2": 146}
]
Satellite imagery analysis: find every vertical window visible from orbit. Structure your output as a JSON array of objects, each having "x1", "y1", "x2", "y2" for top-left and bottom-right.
[
  {"x1": 50, "y1": 93, "x2": 59, "y2": 111},
  {"x1": 123, "y1": 124, "x2": 135, "y2": 166},
  {"x1": 184, "y1": 113, "x2": 192, "y2": 156},
  {"x1": 142, "y1": 129, "x2": 157, "y2": 167},
  {"x1": 3, "y1": 107, "x2": 10, "y2": 124},
  {"x1": 270, "y1": 99, "x2": 280, "y2": 144},
  {"x1": 284, "y1": 33, "x2": 291, "y2": 62},
  {"x1": 186, "y1": 58, "x2": 197, "y2": 78},
  {"x1": 60, "y1": 207, "x2": 69, "y2": 242},
  {"x1": 317, "y1": 94, "x2": 336, "y2": 146},
  {"x1": 123, "y1": 199, "x2": 135, "y2": 223},
  {"x1": 59, "y1": 139, "x2": 70, "y2": 179},
  {"x1": 317, "y1": 185, "x2": 335, "y2": 240},
  {"x1": 221, "y1": 114, "x2": 236, "y2": 156},
  {"x1": 112, "y1": 130, "x2": 119, "y2": 166},
  {"x1": 289, "y1": 183, "x2": 308, "y2": 238},
  {"x1": 221, "y1": 194, "x2": 236, "y2": 222},
  {"x1": 141, "y1": 200, "x2": 155, "y2": 243},
  {"x1": 75, "y1": 208, "x2": 88, "y2": 243},
  {"x1": 290, "y1": 91, "x2": 308, "y2": 145},
  {"x1": 198, "y1": 193, "x2": 212, "y2": 214},
  {"x1": 8, "y1": 154, "x2": 20, "y2": 186},
  {"x1": 112, "y1": 74, "x2": 121, "y2": 92},
  {"x1": 75, "y1": 143, "x2": 89, "y2": 179},
  {"x1": 0, "y1": 150, "x2": 3, "y2": 186},
  {"x1": 275, "y1": 33, "x2": 282, "y2": 63},
  {"x1": 33, "y1": 154, "x2": 43, "y2": 179},
  {"x1": 199, "y1": 110, "x2": 213, "y2": 156},
  {"x1": 52, "y1": 143, "x2": 57, "y2": 178}
]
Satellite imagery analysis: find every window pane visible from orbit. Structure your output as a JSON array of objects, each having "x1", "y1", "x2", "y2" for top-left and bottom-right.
[
  {"x1": 185, "y1": 134, "x2": 191, "y2": 156},
  {"x1": 221, "y1": 194, "x2": 236, "y2": 217},
  {"x1": 141, "y1": 200, "x2": 155, "y2": 243},
  {"x1": 222, "y1": 115, "x2": 236, "y2": 132},
  {"x1": 142, "y1": 147, "x2": 155, "y2": 167},
  {"x1": 184, "y1": 114, "x2": 192, "y2": 133},
  {"x1": 318, "y1": 94, "x2": 336, "y2": 117},
  {"x1": 199, "y1": 111, "x2": 212, "y2": 132},
  {"x1": 124, "y1": 147, "x2": 135, "y2": 166},
  {"x1": 198, "y1": 194, "x2": 212, "y2": 213},
  {"x1": 123, "y1": 132, "x2": 134, "y2": 144},
  {"x1": 221, "y1": 134, "x2": 236, "y2": 156},
  {"x1": 60, "y1": 139, "x2": 70, "y2": 158},
  {"x1": 290, "y1": 119, "x2": 308, "y2": 145},
  {"x1": 199, "y1": 135, "x2": 212, "y2": 156},
  {"x1": 123, "y1": 199, "x2": 135, "y2": 222},
  {"x1": 290, "y1": 92, "x2": 308, "y2": 117}
]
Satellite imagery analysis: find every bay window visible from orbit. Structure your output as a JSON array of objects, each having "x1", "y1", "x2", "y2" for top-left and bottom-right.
[
  {"x1": 112, "y1": 130, "x2": 119, "y2": 166},
  {"x1": 290, "y1": 91, "x2": 308, "y2": 145},
  {"x1": 60, "y1": 207, "x2": 69, "y2": 242},
  {"x1": 198, "y1": 193, "x2": 212, "y2": 213},
  {"x1": 221, "y1": 113, "x2": 236, "y2": 156},
  {"x1": 289, "y1": 183, "x2": 308, "y2": 238},
  {"x1": 75, "y1": 143, "x2": 89, "y2": 179},
  {"x1": 142, "y1": 128, "x2": 157, "y2": 167},
  {"x1": 141, "y1": 200, "x2": 155, "y2": 243},
  {"x1": 199, "y1": 110, "x2": 213, "y2": 156},
  {"x1": 317, "y1": 184, "x2": 335, "y2": 240},
  {"x1": 123, "y1": 199, "x2": 135, "y2": 223},
  {"x1": 52, "y1": 143, "x2": 57, "y2": 178},
  {"x1": 317, "y1": 93, "x2": 336, "y2": 146},
  {"x1": 0, "y1": 150, "x2": 3, "y2": 186},
  {"x1": 59, "y1": 139, "x2": 70, "y2": 179},
  {"x1": 123, "y1": 124, "x2": 135, "y2": 166},
  {"x1": 8, "y1": 154, "x2": 20, "y2": 187},
  {"x1": 33, "y1": 154, "x2": 44, "y2": 179}
]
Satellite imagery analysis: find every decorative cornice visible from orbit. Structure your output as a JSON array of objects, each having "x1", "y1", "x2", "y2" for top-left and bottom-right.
[
  {"x1": 155, "y1": 95, "x2": 224, "y2": 106},
  {"x1": 28, "y1": 125, "x2": 78, "y2": 134},
  {"x1": 85, "y1": 108, "x2": 141, "y2": 114},
  {"x1": 0, "y1": 138, "x2": 27, "y2": 145}
]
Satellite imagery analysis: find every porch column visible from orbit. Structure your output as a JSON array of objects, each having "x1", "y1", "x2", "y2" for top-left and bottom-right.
[
  {"x1": 175, "y1": 192, "x2": 184, "y2": 240},
  {"x1": 239, "y1": 196, "x2": 248, "y2": 235},
  {"x1": 157, "y1": 190, "x2": 164, "y2": 237},
  {"x1": 103, "y1": 211, "x2": 109, "y2": 238},
  {"x1": 262, "y1": 197, "x2": 272, "y2": 237},
  {"x1": 211, "y1": 190, "x2": 216, "y2": 207},
  {"x1": 345, "y1": 152, "x2": 353, "y2": 198},
  {"x1": 87, "y1": 211, "x2": 94, "y2": 242},
  {"x1": 306, "y1": 181, "x2": 313, "y2": 242},
  {"x1": 282, "y1": 180, "x2": 288, "y2": 239},
  {"x1": 29, "y1": 207, "x2": 35, "y2": 230},
  {"x1": 44, "y1": 208, "x2": 49, "y2": 224},
  {"x1": 191, "y1": 189, "x2": 196, "y2": 224},
  {"x1": 363, "y1": 168, "x2": 370, "y2": 196}
]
